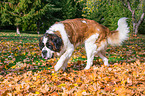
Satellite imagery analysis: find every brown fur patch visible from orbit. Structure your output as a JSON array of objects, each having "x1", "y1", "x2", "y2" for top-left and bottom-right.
[
  {"x1": 39, "y1": 36, "x2": 43, "y2": 43},
  {"x1": 45, "y1": 34, "x2": 57, "y2": 51},
  {"x1": 55, "y1": 31, "x2": 62, "y2": 38},
  {"x1": 58, "y1": 18, "x2": 113, "y2": 46},
  {"x1": 45, "y1": 33, "x2": 63, "y2": 52}
]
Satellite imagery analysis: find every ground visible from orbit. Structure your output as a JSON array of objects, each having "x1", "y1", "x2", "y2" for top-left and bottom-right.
[{"x1": 0, "y1": 32, "x2": 145, "y2": 95}]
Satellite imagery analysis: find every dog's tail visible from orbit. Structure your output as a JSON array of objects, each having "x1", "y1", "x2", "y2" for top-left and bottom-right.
[{"x1": 107, "y1": 17, "x2": 129, "y2": 46}]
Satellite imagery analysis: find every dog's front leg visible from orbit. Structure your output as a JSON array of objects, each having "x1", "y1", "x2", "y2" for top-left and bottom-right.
[{"x1": 54, "y1": 47, "x2": 74, "y2": 71}]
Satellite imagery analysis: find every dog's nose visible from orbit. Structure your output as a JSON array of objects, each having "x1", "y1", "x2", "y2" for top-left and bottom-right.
[{"x1": 42, "y1": 50, "x2": 47, "y2": 54}]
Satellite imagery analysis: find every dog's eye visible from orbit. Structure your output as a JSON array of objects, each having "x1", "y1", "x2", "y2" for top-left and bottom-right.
[
  {"x1": 42, "y1": 43, "x2": 44, "y2": 48},
  {"x1": 48, "y1": 45, "x2": 52, "y2": 49},
  {"x1": 46, "y1": 43, "x2": 53, "y2": 49}
]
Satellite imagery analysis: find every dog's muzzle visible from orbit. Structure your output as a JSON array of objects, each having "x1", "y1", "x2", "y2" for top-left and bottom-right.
[
  {"x1": 42, "y1": 50, "x2": 54, "y2": 59},
  {"x1": 42, "y1": 50, "x2": 47, "y2": 58}
]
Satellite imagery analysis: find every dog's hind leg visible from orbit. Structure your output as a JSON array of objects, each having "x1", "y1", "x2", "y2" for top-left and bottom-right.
[
  {"x1": 84, "y1": 33, "x2": 99, "y2": 70},
  {"x1": 97, "y1": 52, "x2": 109, "y2": 66},
  {"x1": 84, "y1": 42, "x2": 97, "y2": 70}
]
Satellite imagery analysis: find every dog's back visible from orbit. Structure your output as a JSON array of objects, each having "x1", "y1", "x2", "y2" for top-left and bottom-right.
[{"x1": 60, "y1": 18, "x2": 110, "y2": 47}]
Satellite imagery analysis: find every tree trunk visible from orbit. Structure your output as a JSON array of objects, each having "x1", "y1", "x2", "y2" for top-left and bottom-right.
[
  {"x1": 135, "y1": 13, "x2": 144, "y2": 35},
  {"x1": 126, "y1": 0, "x2": 135, "y2": 35},
  {"x1": 132, "y1": 10, "x2": 136, "y2": 35},
  {"x1": 37, "y1": 21, "x2": 40, "y2": 34},
  {"x1": 123, "y1": 0, "x2": 144, "y2": 35},
  {"x1": 16, "y1": 25, "x2": 20, "y2": 34}
]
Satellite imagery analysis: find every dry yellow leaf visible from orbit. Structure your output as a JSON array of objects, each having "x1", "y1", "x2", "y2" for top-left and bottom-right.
[{"x1": 81, "y1": 55, "x2": 86, "y2": 58}]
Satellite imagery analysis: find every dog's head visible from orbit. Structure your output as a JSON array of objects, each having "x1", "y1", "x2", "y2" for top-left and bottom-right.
[{"x1": 39, "y1": 33, "x2": 63, "y2": 59}]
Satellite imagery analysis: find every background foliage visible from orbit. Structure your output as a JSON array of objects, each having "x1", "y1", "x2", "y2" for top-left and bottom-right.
[
  {"x1": 0, "y1": 32, "x2": 145, "y2": 95},
  {"x1": 0, "y1": 0, "x2": 144, "y2": 34},
  {"x1": 0, "y1": 0, "x2": 145, "y2": 95}
]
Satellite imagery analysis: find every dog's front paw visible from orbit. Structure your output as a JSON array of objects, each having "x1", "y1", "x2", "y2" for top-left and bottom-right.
[
  {"x1": 104, "y1": 61, "x2": 109, "y2": 66},
  {"x1": 84, "y1": 66, "x2": 91, "y2": 70},
  {"x1": 54, "y1": 65, "x2": 61, "y2": 71},
  {"x1": 61, "y1": 66, "x2": 66, "y2": 71}
]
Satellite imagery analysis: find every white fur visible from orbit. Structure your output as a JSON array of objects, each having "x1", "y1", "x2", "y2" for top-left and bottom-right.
[
  {"x1": 44, "y1": 17, "x2": 129, "y2": 71},
  {"x1": 42, "y1": 47, "x2": 54, "y2": 59},
  {"x1": 96, "y1": 41, "x2": 109, "y2": 66},
  {"x1": 46, "y1": 23, "x2": 107, "y2": 71},
  {"x1": 84, "y1": 33, "x2": 99, "y2": 69},
  {"x1": 43, "y1": 37, "x2": 48, "y2": 44},
  {"x1": 47, "y1": 23, "x2": 75, "y2": 71},
  {"x1": 98, "y1": 52, "x2": 109, "y2": 66},
  {"x1": 82, "y1": 20, "x2": 87, "y2": 23},
  {"x1": 47, "y1": 23, "x2": 72, "y2": 49},
  {"x1": 84, "y1": 33, "x2": 109, "y2": 69},
  {"x1": 97, "y1": 28, "x2": 100, "y2": 31},
  {"x1": 42, "y1": 37, "x2": 54, "y2": 59},
  {"x1": 117, "y1": 17, "x2": 129, "y2": 43},
  {"x1": 96, "y1": 41, "x2": 107, "y2": 53},
  {"x1": 108, "y1": 17, "x2": 129, "y2": 46}
]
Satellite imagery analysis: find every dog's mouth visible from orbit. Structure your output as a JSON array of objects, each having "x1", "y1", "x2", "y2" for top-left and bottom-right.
[
  {"x1": 44, "y1": 57, "x2": 48, "y2": 60},
  {"x1": 43, "y1": 53, "x2": 54, "y2": 60}
]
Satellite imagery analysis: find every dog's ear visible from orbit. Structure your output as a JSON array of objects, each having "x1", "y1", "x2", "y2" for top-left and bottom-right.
[
  {"x1": 39, "y1": 36, "x2": 44, "y2": 50},
  {"x1": 44, "y1": 33, "x2": 63, "y2": 52},
  {"x1": 51, "y1": 34, "x2": 63, "y2": 52}
]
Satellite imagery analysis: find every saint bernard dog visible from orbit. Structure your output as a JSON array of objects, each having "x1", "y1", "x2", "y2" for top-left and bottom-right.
[{"x1": 39, "y1": 18, "x2": 129, "y2": 71}]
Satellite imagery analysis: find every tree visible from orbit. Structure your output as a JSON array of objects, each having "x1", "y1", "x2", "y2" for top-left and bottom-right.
[
  {"x1": 0, "y1": 1, "x2": 14, "y2": 29},
  {"x1": 1, "y1": 0, "x2": 32, "y2": 34},
  {"x1": 81, "y1": 0, "x2": 131, "y2": 30},
  {"x1": 50, "y1": 0, "x2": 82, "y2": 20},
  {"x1": 29, "y1": 0, "x2": 61, "y2": 34},
  {"x1": 81, "y1": 0, "x2": 145, "y2": 34},
  {"x1": 122, "y1": 0, "x2": 145, "y2": 35},
  {"x1": 60, "y1": 0, "x2": 78, "y2": 19},
  {"x1": 0, "y1": 0, "x2": 61, "y2": 34}
]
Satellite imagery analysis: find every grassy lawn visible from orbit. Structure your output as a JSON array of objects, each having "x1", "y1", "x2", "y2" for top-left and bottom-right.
[
  {"x1": 0, "y1": 32, "x2": 145, "y2": 72},
  {"x1": 0, "y1": 32, "x2": 145, "y2": 95},
  {"x1": 0, "y1": 32, "x2": 44, "y2": 73}
]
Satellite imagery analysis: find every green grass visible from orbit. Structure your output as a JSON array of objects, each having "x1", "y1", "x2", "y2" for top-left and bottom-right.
[
  {"x1": 0, "y1": 32, "x2": 41, "y2": 43},
  {"x1": 0, "y1": 32, "x2": 44, "y2": 74},
  {"x1": 0, "y1": 32, "x2": 145, "y2": 74}
]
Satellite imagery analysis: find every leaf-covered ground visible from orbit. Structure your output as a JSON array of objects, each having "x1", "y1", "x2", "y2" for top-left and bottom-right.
[{"x1": 0, "y1": 32, "x2": 145, "y2": 95}]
